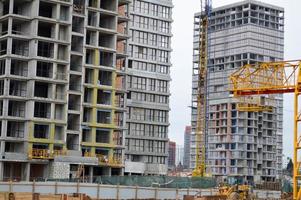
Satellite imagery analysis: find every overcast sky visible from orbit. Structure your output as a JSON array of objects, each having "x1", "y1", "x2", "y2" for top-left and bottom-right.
[{"x1": 169, "y1": 0, "x2": 301, "y2": 158}]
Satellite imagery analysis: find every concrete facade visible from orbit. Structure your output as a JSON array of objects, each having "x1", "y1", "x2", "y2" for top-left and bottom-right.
[
  {"x1": 0, "y1": 0, "x2": 130, "y2": 180},
  {"x1": 183, "y1": 126, "x2": 191, "y2": 169},
  {"x1": 168, "y1": 140, "x2": 175, "y2": 169},
  {"x1": 191, "y1": 0, "x2": 284, "y2": 183},
  {"x1": 124, "y1": 0, "x2": 173, "y2": 175}
]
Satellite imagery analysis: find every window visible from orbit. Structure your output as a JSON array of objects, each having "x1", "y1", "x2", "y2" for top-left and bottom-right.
[
  {"x1": 136, "y1": 46, "x2": 147, "y2": 59},
  {"x1": 158, "y1": 50, "x2": 169, "y2": 63},
  {"x1": 137, "y1": 16, "x2": 148, "y2": 29},
  {"x1": 149, "y1": 33, "x2": 157, "y2": 46},
  {"x1": 159, "y1": 21, "x2": 169, "y2": 33},
  {"x1": 137, "y1": 31, "x2": 148, "y2": 44},
  {"x1": 149, "y1": 48, "x2": 156, "y2": 61},
  {"x1": 149, "y1": 79, "x2": 156, "y2": 91},
  {"x1": 150, "y1": 4, "x2": 158, "y2": 16},
  {"x1": 132, "y1": 76, "x2": 146, "y2": 90},
  {"x1": 159, "y1": 35, "x2": 169, "y2": 48},
  {"x1": 97, "y1": 110, "x2": 111, "y2": 124},
  {"x1": 149, "y1": 18, "x2": 158, "y2": 31},
  {"x1": 158, "y1": 80, "x2": 168, "y2": 92}
]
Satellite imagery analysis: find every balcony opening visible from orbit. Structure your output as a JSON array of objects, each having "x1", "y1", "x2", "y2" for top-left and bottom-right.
[
  {"x1": 7, "y1": 121, "x2": 24, "y2": 138},
  {"x1": 34, "y1": 124, "x2": 49, "y2": 139},
  {"x1": 73, "y1": 0, "x2": 85, "y2": 15},
  {"x1": 58, "y1": 25, "x2": 68, "y2": 41},
  {"x1": 99, "y1": 51, "x2": 113, "y2": 67},
  {"x1": 71, "y1": 36, "x2": 83, "y2": 53},
  {"x1": 55, "y1": 104, "x2": 65, "y2": 120},
  {"x1": 67, "y1": 134, "x2": 79, "y2": 150},
  {"x1": 69, "y1": 75, "x2": 82, "y2": 92},
  {"x1": 56, "y1": 84, "x2": 65, "y2": 100},
  {"x1": 84, "y1": 88, "x2": 93, "y2": 103},
  {"x1": 34, "y1": 102, "x2": 51, "y2": 118},
  {"x1": 116, "y1": 75, "x2": 125, "y2": 90},
  {"x1": 38, "y1": 41, "x2": 54, "y2": 58},
  {"x1": 72, "y1": 16, "x2": 84, "y2": 33},
  {"x1": 8, "y1": 100, "x2": 25, "y2": 117},
  {"x1": 67, "y1": 114, "x2": 80, "y2": 131},
  {"x1": 0, "y1": 19, "x2": 8, "y2": 36},
  {"x1": 83, "y1": 107, "x2": 92, "y2": 122},
  {"x1": 12, "y1": 39, "x2": 29, "y2": 56},
  {"x1": 100, "y1": 0, "x2": 116, "y2": 11},
  {"x1": 0, "y1": 40, "x2": 7, "y2": 55},
  {"x1": 84, "y1": 68, "x2": 94, "y2": 84},
  {"x1": 68, "y1": 94, "x2": 81, "y2": 111},
  {"x1": 0, "y1": 80, "x2": 3, "y2": 95},
  {"x1": 99, "y1": 13, "x2": 116, "y2": 30},
  {"x1": 13, "y1": 0, "x2": 31, "y2": 16},
  {"x1": 98, "y1": 32, "x2": 115, "y2": 49},
  {"x1": 115, "y1": 94, "x2": 124, "y2": 108},
  {"x1": 97, "y1": 110, "x2": 111, "y2": 124},
  {"x1": 70, "y1": 55, "x2": 82, "y2": 72},
  {"x1": 82, "y1": 128, "x2": 92, "y2": 142},
  {"x1": 98, "y1": 70, "x2": 112, "y2": 86},
  {"x1": 88, "y1": 0, "x2": 98, "y2": 8},
  {"x1": 113, "y1": 131, "x2": 122, "y2": 145},
  {"x1": 85, "y1": 49, "x2": 95, "y2": 64},
  {"x1": 88, "y1": 11, "x2": 97, "y2": 26},
  {"x1": 116, "y1": 58, "x2": 126, "y2": 71},
  {"x1": 9, "y1": 80, "x2": 26, "y2": 97},
  {"x1": 57, "y1": 44, "x2": 68, "y2": 60},
  {"x1": 11, "y1": 59, "x2": 28, "y2": 77},
  {"x1": 97, "y1": 90, "x2": 111, "y2": 105},
  {"x1": 114, "y1": 112, "x2": 123, "y2": 127},
  {"x1": 56, "y1": 65, "x2": 67, "y2": 80},
  {"x1": 59, "y1": 5, "x2": 69, "y2": 21},
  {"x1": 54, "y1": 125, "x2": 64, "y2": 140},
  {"x1": 34, "y1": 82, "x2": 51, "y2": 98},
  {"x1": 39, "y1": 1, "x2": 56, "y2": 19},
  {"x1": 11, "y1": 19, "x2": 30, "y2": 36},
  {"x1": 1, "y1": 0, "x2": 9, "y2": 15},
  {"x1": 95, "y1": 148, "x2": 109, "y2": 157},
  {"x1": 96, "y1": 129, "x2": 110, "y2": 143},
  {"x1": 36, "y1": 61, "x2": 52, "y2": 78},
  {"x1": 38, "y1": 21, "x2": 55, "y2": 38},
  {"x1": 86, "y1": 30, "x2": 96, "y2": 46},
  {"x1": 5, "y1": 142, "x2": 23, "y2": 153}
]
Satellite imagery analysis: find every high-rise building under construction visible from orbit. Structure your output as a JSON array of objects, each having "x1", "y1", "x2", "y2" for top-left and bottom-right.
[
  {"x1": 191, "y1": 0, "x2": 284, "y2": 183},
  {"x1": 124, "y1": 0, "x2": 172, "y2": 175},
  {"x1": 0, "y1": 0, "x2": 130, "y2": 181}
]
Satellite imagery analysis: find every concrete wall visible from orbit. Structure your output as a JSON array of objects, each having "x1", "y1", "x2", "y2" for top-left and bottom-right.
[{"x1": 0, "y1": 181, "x2": 281, "y2": 199}]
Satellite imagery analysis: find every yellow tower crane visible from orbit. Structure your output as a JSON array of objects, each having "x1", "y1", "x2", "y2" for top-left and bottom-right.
[
  {"x1": 192, "y1": 0, "x2": 212, "y2": 177},
  {"x1": 230, "y1": 60, "x2": 301, "y2": 200}
]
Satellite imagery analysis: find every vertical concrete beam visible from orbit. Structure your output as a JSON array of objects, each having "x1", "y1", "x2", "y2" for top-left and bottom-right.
[{"x1": 89, "y1": 166, "x2": 93, "y2": 183}]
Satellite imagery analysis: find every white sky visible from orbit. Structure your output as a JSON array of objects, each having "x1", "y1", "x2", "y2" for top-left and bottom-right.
[{"x1": 169, "y1": 0, "x2": 301, "y2": 158}]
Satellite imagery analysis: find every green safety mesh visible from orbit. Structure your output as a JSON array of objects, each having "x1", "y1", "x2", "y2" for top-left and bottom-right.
[{"x1": 94, "y1": 176, "x2": 217, "y2": 189}]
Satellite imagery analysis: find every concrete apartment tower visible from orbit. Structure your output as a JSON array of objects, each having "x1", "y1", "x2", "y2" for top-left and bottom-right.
[
  {"x1": 124, "y1": 0, "x2": 173, "y2": 175},
  {"x1": 183, "y1": 126, "x2": 191, "y2": 169},
  {"x1": 0, "y1": 0, "x2": 130, "y2": 181},
  {"x1": 191, "y1": 0, "x2": 284, "y2": 183}
]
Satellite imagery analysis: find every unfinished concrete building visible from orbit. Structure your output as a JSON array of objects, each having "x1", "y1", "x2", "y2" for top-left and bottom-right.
[
  {"x1": 191, "y1": 0, "x2": 284, "y2": 183},
  {"x1": 124, "y1": 0, "x2": 172, "y2": 175},
  {"x1": 0, "y1": 0, "x2": 130, "y2": 181}
]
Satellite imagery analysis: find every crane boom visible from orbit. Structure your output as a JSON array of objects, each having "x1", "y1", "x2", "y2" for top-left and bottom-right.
[
  {"x1": 230, "y1": 60, "x2": 301, "y2": 200},
  {"x1": 193, "y1": 0, "x2": 212, "y2": 177}
]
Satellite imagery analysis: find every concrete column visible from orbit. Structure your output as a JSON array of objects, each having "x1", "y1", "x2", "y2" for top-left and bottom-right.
[
  {"x1": 89, "y1": 166, "x2": 93, "y2": 183},
  {"x1": 22, "y1": 163, "x2": 30, "y2": 181},
  {"x1": 0, "y1": 161, "x2": 4, "y2": 181}
]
